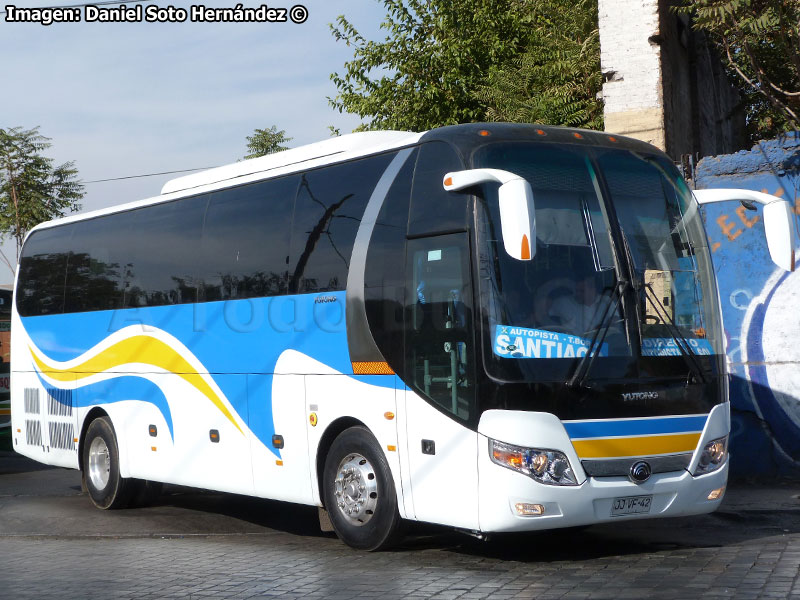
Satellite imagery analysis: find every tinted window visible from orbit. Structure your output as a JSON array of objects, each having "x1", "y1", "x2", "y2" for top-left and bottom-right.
[
  {"x1": 201, "y1": 176, "x2": 297, "y2": 301},
  {"x1": 123, "y1": 196, "x2": 207, "y2": 308},
  {"x1": 63, "y1": 214, "x2": 130, "y2": 313},
  {"x1": 408, "y1": 142, "x2": 467, "y2": 237},
  {"x1": 289, "y1": 153, "x2": 395, "y2": 294},
  {"x1": 404, "y1": 233, "x2": 475, "y2": 421},
  {"x1": 365, "y1": 149, "x2": 417, "y2": 370},
  {"x1": 17, "y1": 226, "x2": 71, "y2": 317}
]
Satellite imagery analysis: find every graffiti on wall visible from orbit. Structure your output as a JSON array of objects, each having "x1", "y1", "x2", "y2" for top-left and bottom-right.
[{"x1": 697, "y1": 132, "x2": 800, "y2": 478}]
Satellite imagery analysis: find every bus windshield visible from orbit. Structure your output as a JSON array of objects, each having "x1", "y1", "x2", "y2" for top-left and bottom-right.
[{"x1": 474, "y1": 141, "x2": 724, "y2": 384}]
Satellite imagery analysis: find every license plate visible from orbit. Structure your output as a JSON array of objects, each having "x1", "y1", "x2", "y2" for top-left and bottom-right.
[{"x1": 610, "y1": 495, "x2": 652, "y2": 516}]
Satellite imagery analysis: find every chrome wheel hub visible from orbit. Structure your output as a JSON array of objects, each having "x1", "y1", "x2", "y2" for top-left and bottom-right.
[
  {"x1": 88, "y1": 436, "x2": 111, "y2": 491},
  {"x1": 333, "y1": 453, "x2": 377, "y2": 526}
]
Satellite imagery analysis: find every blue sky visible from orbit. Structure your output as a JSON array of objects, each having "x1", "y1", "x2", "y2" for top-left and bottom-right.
[{"x1": 1, "y1": 0, "x2": 387, "y2": 284}]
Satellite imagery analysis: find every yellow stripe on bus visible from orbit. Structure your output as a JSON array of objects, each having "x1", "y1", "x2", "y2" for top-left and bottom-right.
[
  {"x1": 571, "y1": 433, "x2": 702, "y2": 459},
  {"x1": 29, "y1": 336, "x2": 243, "y2": 436}
]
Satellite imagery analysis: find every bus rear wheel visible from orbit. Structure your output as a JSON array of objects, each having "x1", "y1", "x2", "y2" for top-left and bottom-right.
[
  {"x1": 82, "y1": 417, "x2": 134, "y2": 510},
  {"x1": 323, "y1": 427, "x2": 403, "y2": 550}
]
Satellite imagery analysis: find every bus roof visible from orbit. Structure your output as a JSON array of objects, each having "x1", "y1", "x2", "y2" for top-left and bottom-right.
[
  {"x1": 24, "y1": 130, "x2": 423, "y2": 236},
  {"x1": 25, "y1": 123, "x2": 661, "y2": 237},
  {"x1": 161, "y1": 130, "x2": 420, "y2": 195}
]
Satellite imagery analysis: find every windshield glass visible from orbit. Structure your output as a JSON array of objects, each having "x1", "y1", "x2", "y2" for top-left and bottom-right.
[{"x1": 473, "y1": 141, "x2": 723, "y2": 383}]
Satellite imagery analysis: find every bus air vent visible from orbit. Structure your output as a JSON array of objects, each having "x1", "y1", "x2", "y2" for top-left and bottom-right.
[{"x1": 24, "y1": 388, "x2": 40, "y2": 415}]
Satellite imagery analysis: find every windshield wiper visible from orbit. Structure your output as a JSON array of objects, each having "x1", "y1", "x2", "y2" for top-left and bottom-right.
[
  {"x1": 566, "y1": 279, "x2": 626, "y2": 388},
  {"x1": 642, "y1": 283, "x2": 708, "y2": 384},
  {"x1": 616, "y1": 228, "x2": 706, "y2": 384}
]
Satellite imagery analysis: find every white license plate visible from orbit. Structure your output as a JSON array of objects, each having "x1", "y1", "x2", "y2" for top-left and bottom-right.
[{"x1": 610, "y1": 495, "x2": 652, "y2": 516}]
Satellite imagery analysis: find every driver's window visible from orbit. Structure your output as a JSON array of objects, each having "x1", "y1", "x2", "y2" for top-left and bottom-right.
[{"x1": 405, "y1": 234, "x2": 474, "y2": 421}]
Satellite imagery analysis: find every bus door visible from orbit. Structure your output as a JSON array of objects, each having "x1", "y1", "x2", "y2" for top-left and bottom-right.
[{"x1": 402, "y1": 233, "x2": 479, "y2": 529}]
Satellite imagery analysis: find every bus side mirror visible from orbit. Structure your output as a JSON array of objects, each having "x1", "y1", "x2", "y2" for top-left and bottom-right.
[
  {"x1": 694, "y1": 188, "x2": 796, "y2": 272},
  {"x1": 443, "y1": 168, "x2": 536, "y2": 261}
]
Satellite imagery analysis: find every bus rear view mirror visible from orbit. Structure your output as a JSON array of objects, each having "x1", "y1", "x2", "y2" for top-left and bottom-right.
[
  {"x1": 443, "y1": 168, "x2": 536, "y2": 261},
  {"x1": 694, "y1": 188, "x2": 796, "y2": 272}
]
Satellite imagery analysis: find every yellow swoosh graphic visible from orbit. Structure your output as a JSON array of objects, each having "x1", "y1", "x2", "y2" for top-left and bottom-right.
[{"x1": 30, "y1": 335, "x2": 243, "y2": 435}]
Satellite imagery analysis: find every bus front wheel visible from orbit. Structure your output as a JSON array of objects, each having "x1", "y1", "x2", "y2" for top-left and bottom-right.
[
  {"x1": 323, "y1": 427, "x2": 403, "y2": 550},
  {"x1": 82, "y1": 417, "x2": 134, "y2": 510}
]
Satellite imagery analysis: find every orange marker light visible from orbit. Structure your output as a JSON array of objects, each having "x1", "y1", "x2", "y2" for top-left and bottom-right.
[
  {"x1": 521, "y1": 235, "x2": 531, "y2": 260},
  {"x1": 387, "y1": 445, "x2": 397, "y2": 452},
  {"x1": 493, "y1": 447, "x2": 524, "y2": 468},
  {"x1": 384, "y1": 411, "x2": 395, "y2": 420},
  {"x1": 151, "y1": 446, "x2": 157, "y2": 452},
  {"x1": 444, "y1": 176, "x2": 452, "y2": 187},
  {"x1": 276, "y1": 460, "x2": 284, "y2": 466},
  {"x1": 352, "y1": 361, "x2": 394, "y2": 375},
  {"x1": 309, "y1": 413, "x2": 318, "y2": 427},
  {"x1": 536, "y1": 129, "x2": 546, "y2": 136},
  {"x1": 573, "y1": 132, "x2": 583, "y2": 139},
  {"x1": 478, "y1": 129, "x2": 491, "y2": 137},
  {"x1": 608, "y1": 136, "x2": 618, "y2": 142}
]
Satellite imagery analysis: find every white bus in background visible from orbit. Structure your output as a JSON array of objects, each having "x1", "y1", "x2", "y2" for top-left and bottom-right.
[{"x1": 10, "y1": 123, "x2": 795, "y2": 549}]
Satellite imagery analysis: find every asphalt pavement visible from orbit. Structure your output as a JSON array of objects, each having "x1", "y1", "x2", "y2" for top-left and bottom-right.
[{"x1": 2, "y1": 450, "x2": 800, "y2": 599}]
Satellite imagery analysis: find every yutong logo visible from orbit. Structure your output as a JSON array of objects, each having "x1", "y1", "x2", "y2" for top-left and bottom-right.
[{"x1": 621, "y1": 391, "x2": 660, "y2": 401}]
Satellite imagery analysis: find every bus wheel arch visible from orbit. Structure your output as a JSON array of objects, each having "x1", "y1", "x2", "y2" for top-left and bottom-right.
[
  {"x1": 321, "y1": 425, "x2": 403, "y2": 550},
  {"x1": 315, "y1": 416, "x2": 365, "y2": 503},
  {"x1": 78, "y1": 406, "x2": 110, "y2": 473}
]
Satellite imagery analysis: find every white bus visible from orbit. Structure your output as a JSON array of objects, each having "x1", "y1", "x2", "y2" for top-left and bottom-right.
[{"x1": 10, "y1": 123, "x2": 795, "y2": 550}]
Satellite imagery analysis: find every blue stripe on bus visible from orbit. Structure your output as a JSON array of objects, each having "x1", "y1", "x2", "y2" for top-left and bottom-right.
[
  {"x1": 563, "y1": 415, "x2": 708, "y2": 439},
  {"x1": 22, "y1": 291, "x2": 395, "y2": 458},
  {"x1": 34, "y1": 370, "x2": 174, "y2": 440}
]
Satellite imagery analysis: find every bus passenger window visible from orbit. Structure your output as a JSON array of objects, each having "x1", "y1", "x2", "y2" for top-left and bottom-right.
[{"x1": 405, "y1": 234, "x2": 474, "y2": 421}]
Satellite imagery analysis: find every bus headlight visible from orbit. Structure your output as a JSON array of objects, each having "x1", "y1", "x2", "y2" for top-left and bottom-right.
[
  {"x1": 694, "y1": 435, "x2": 728, "y2": 475},
  {"x1": 489, "y1": 439, "x2": 578, "y2": 486}
]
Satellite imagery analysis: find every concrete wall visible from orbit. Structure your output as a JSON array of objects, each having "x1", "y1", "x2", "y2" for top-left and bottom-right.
[
  {"x1": 599, "y1": 0, "x2": 665, "y2": 149},
  {"x1": 599, "y1": 0, "x2": 745, "y2": 159},
  {"x1": 696, "y1": 133, "x2": 800, "y2": 479}
]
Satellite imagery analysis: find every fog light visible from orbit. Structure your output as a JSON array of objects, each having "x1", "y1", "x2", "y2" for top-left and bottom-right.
[
  {"x1": 707, "y1": 486, "x2": 725, "y2": 501},
  {"x1": 514, "y1": 503, "x2": 545, "y2": 516}
]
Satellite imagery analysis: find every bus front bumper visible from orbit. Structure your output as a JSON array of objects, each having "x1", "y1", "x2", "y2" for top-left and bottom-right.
[{"x1": 478, "y1": 455, "x2": 728, "y2": 533}]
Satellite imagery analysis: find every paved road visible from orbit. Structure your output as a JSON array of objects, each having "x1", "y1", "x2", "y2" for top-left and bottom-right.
[{"x1": 2, "y1": 451, "x2": 800, "y2": 599}]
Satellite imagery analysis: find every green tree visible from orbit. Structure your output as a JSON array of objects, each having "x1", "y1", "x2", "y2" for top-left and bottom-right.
[
  {"x1": 244, "y1": 126, "x2": 292, "y2": 159},
  {"x1": 329, "y1": 0, "x2": 602, "y2": 132},
  {"x1": 0, "y1": 126, "x2": 83, "y2": 265},
  {"x1": 479, "y1": 0, "x2": 603, "y2": 130},
  {"x1": 678, "y1": 0, "x2": 800, "y2": 140},
  {"x1": 329, "y1": 0, "x2": 527, "y2": 131}
]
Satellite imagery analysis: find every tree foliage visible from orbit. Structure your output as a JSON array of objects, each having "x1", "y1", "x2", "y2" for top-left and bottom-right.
[
  {"x1": 478, "y1": 0, "x2": 602, "y2": 129},
  {"x1": 0, "y1": 126, "x2": 83, "y2": 262},
  {"x1": 244, "y1": 125, "x2": 292, "y2": 159},
  {"x1": 329, "y1": 0, "x2": 602, "y2": 132},
  {"x1": 678, "y1": 0, "x2": 800, "y2": 140},
  {"x1": 329, "y1": 1, "x2": 520, "y2": 131}
]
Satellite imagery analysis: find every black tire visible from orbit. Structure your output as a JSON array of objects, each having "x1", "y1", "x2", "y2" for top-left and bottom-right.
[
  {"x1": 81, "y1": 417, "x2": 134, "y2": 510},
  {"x1": 323, "y1": 426, "x2": 403, "y2": 551}
]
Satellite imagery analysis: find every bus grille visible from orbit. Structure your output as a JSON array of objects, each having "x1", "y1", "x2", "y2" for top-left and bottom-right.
[
  {"x1": 581, "y1": 453, "x2": 692, "y2": 478},
  {"x1": 48, "y1": 421, "x2": 75, "y2": 451},
  {"x1": 47, "y1": 388, "x2": 73, "y2": 417},
  {"x1": 25, "y1": 419, "x2": 42, "y2": 446},
  {"x1": 24, "y1": 388, "x2": 40, "y2": 414}
]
